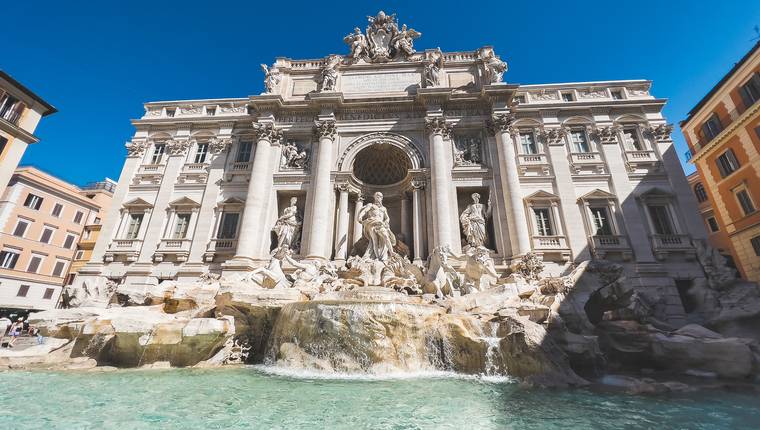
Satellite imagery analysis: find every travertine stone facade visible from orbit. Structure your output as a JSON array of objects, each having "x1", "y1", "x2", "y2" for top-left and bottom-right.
[{"x1": 77, "y1": 12, "x2": 708, "y2": 323}]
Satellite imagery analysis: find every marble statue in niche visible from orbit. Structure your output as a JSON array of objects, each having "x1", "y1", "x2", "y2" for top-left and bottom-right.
[
  {"x1": 358, "y1": 192, "x2": 396, "y2": 261},
  {"x1": 460, "y1": 192, "x2": 493, "y2": 249},
  {"x1": 453, "y1": 135, "x2": 483, "y2": 166},
  {"x1": 272, "y1": 197, "x2": 302, "y2": 252},
  {"x1": 280, "y1": 140, "x2": 308, "y2": 169}
]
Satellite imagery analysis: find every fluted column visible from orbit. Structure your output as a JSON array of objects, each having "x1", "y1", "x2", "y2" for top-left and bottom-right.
[
  {"x1": 400, "y1": 193, "x2": 411, "y2": 245},
  {"x1": 425, "y1": 117, "x2": 456, "y2": 250},
  {"x1": 411, "y1": 180, "x2": 426, "y2": 264},
  {"x1": 490, "y1": 113, "x2": 531, "y2": 256},
  {"x1": 352, "y1": 193, "x2": 364, "y2": 250},
  {"x1": 305, "y1": 119, "x2": 337, "y2": 260},
  {"x1": 227, "y1": 123, "x2": 280, "y2": 267},
  {"x1": 334, "y1": 183, "x2": 350, "y2": 261}
]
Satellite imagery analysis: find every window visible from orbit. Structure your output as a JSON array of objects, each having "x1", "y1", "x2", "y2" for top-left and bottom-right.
[
  {"x1": 739, "y1": 73, "x2": 760, "y2": 108},
  {"x1": 94, "y1": 217, "x2": 101, "y2": 225},
  {"x1": 0, "y1": 250, "x2": 19, "y2": 269},
  {"x1": 533, "y1": 208, "x2": 554, "y2": 236},
  {"x1": 39, "y1": 227, "x2": 54, "y2": 244},
  {"x1": 52, "y1": 261, "x2": 66, "y2": 277},
  {"x1": 42, "y1": 288, "x2": 55, "y2": 300},
  {"x1": 751, "y1": 236, "x2": 760, "y2": 256},
  {"x1": 236, "y1": 142, "x2": 253, "y2": 162},
  {"x1": 194, "y1": 143, "x2": 209, "y2": 164},
  {"x1": 701, "y1": 113, "x2": 723, "y2": 141},
  {"x1": 622, "y1": 127, "x2": 644, "y2": 150},
  {"x1": 126, "y1": 213, "x2": 144, "y2": 239},
  {"x1": 610, "y1": 90, "x2": 623, "y2": 100},
  {"x1": 217, "y1": 212, "x2": 240, "y2": 239},
  {"x1": 561, "y1": 92, "x2": 575, "y2": 102},
  {"x1": 16, "y1": 285, "x2": 30, "y2": 297},
  {"x1": 0, "y1": 135, "x2": 7, "y2": 155},
  {"x1": 514, "y1": 95, "x2": 526, "y2": 104},
  {"x1": 23, "y1": 193, "x2": 43, "y2": 210},
  {"x1": 706, "y1": 216, "x2": 720, "y2": 233},
  {"x1": 172, "y1": 213, "x2": 192, "y2": 239},
  {"x1": 206, "y1": 107, "x2": 216, "y2": 116},
  {"x1": 27, "y1": 255, "x2": 42, "y2": 273},
  {"x1": 75, "y1": 250, "x2": 85, "y2": 260},
  {"x1": 519, "y1": 132, "x2": 538, "y2": 154},
  {"x1": 0, "y1": 94, "x2": 24, "y2": 124},
  {"x1": 736, "y1": 189, "x2": 756, "y2": 216},
  {"x1": 51, "y1": 203, "x2": 63, "y2": 217},
  {"x1": 165, "y1": 108, "x2": 176, "y2": 118},
  {"x1": 590, "y1": 207, "x2": 613, "y2": 236},
  {"x1": 150, "y1": 144, "x2": 165, "y2": 164},
  {"x1": 65, "y1": 273, "x2": 76, "y2": 285},
  {"x1": 570, "y1": 130, "x2": 590, "y2": 153},
  {"x1": 63, "y1": 234, "x2": 76, "y2": 249},
  {"x1": 694, "y1": 183, "x2": 708, "y2": 203},
  {"x1": 716, "y1": 149, "x2": 740, "y2": 178},
  {"x1": 73, "y1": 210, "x2": 84, "y2": 224},
  {"x1": 647, "y1": 205, "x2": 674, "y2": 235},
  {"x1": 13, "y1": 220, "x2": 29, "y2": 237}
]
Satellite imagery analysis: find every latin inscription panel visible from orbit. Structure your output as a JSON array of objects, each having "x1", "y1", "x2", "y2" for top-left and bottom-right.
[{"x1": 341, "y1": 72, "x2": 420, "y2": 93}]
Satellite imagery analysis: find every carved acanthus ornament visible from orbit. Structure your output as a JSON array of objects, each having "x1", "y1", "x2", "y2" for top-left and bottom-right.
[
  {"x1": 314, "y1": 120, "x2": 337, "y2": 140},
  {"x1": 646, "y1": 124, "x2": 674, "y2": 141},
  {"x1": 589, "y1": 125, "x2": 621, "y2": 144},
  {"x1": 166, "y1": 139, "x2": 192, "y2": 156},
  {"x1": 539, "y1": 127, "x2": 567, "y2": 145},
  {"x1": 425, "y1": 117, "x2": 452, "y2": 138},
  {"x1": 208, "y1": 137, "x2": 233, "y2": 154},
  {"x1": 486, "y1": 113, "x2": 515, "y2": 135},
  {"x1": 125, "y1": 140, "x2": 147, "y2": 157},
  {"x1": 253, "y1": 123, "x2": 283, "y2": 144}
]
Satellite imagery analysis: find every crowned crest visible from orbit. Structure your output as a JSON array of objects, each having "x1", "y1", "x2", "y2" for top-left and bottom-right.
[{"x1": 344, "y1": 11, "x2": 421, "y2": 63}]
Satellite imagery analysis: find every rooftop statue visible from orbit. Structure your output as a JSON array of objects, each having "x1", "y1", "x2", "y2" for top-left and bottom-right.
[
  {"x1": 260, "y1": 64, "x2": 281, "y2": 94},
  {"x1": 344, "y1": 11, "x2": 422, "y2": 62}
]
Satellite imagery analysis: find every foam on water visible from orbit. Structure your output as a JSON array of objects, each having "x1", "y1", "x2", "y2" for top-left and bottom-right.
[{"x1": 251, "y1": 364, "x2": 516, "y2": 383}]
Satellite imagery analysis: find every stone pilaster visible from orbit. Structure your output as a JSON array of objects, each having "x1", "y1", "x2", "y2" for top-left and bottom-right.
[{"x1": 411, "y1": 180, "x2": 426, "y2": 264}]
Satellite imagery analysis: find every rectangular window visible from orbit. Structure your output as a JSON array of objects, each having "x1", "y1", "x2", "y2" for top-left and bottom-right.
[
  {"x1": 701, "y1": 113, "x2": 723, "y2": 140},
  {"x1": 27, "y1": 256, "x2": 42, "y2": 273},
  {"x1": 39, "y1": 227, "x2": 54, "y2": 244},
  {"x1": 165, "y1": 108, "x2": 176, "y2": 118},
  {"x1": 63, "y1": 234, "x2": 76, "y2": 249},
  {"x1": 716, "y1": 149, "x2": 740, "y2": 178},
  {"x1": 172, "y1": 213, "x2": 192, "y2": 239},
  {"x1": 42, "y1": 288, "x2": 55, "y2": 300},
  {"x1": 206, "y1": 107, "x2": 216, "y2": 116},
  {"x1": 73, "y1": 210, "x2": 84, "y2": 224},
  {"x1": 75, "y1": 250, "x2": 85, "y2": 260},
  {"x1": 739, "y1": 73, "x2": 760, "y2": 108},
  {"x1": 194, "y1": 143, "x2": 209, "y2": 164},
  {"x1": 519, "y1": 132, "x2": 538, "y2": 154},
  {"x1": 17, "y1": 285, "x2": 30, "y2": 297},
  {"x1": 736, "y1": 189, "x2": 756, "y2": 216},
  {"x1": 126, "y1": 213, "x2": 144, "y2": 239},
  {"x1": 236, "y1": 142, "x2": 253, "y2": 162},
  {"x1": 570, "y1": 130, "x2": 590, "y2": 153},
  {"x1": 52, "y1": 261, "x2": 66, "y2": 277},
  {"x1": 533, "y1": 208, "x2": 554, "y2": 236},
  {"x1": 217, "y1": 212, "x2": 240, "y2": 239},
  {"x1": 706, "y1": 216, "x2": 720, "y2": 233},
  {"x1": 150, "y1": 144, "x2": 165, "y2": 164},
  {"x1": 94, "y1": 217, "x2": 101, "y2": 225},
  {"x1": 648, "y1": 205, "x2": 674, "y2": 235},
  {"x1": 590, "y1": 207, "x2": 613, "y2": 235},
  {"x1": 13, "y1": 220, "x2": 29, "y2": 237},
  {"x1": 51, "y1": 203, "x2": 63, "y2": 217},
  {"x1": 610, "y1": 90, "x2": 623, "y2": 100},
  {"x1": 0, "y1": 250, "x2": 20, "y2": 269},
  {"x1": 751, "y1": 236, "x2": 760, "y2": 257},
  {"x1": 23, "y1": 193, "x2": 43, "y2": 210},
  {"x1": 622, "y1": 127, "x2": 644, "y2": 150},
  {"x1": 561, "y1": 92, "x2": 575, "y2": 102}
]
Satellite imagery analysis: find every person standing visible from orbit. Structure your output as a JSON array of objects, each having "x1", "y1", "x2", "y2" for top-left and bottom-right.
[
  {"x1": 6, "y1": 318, "x2": 23, "y2": 348},
  {"x1": 0, "y1": 315, "x2": 11, "y2": 347}
]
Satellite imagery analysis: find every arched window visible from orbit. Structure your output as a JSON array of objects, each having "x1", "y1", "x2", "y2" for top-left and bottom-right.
[{"x1": 694, "y1": 183, "x2": 708, "y2": 203}]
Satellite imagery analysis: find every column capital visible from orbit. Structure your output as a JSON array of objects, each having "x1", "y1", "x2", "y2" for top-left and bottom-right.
[
  {"x1": 588, "y1": 125, "x2": 620, "y2": 144},
  {"x1": 425, "y1": 117, "x2": 452, "y2": 138},
  {"x1": 538, "y1": 126, "x2": 567, "y2": 146},
  {"x1": 335, "y1": 181, "x2": 351, "y2": 193},
  {"x1": 252, "y1": 122, "x2": 283, "y2": 144},
  {"x1": 208, "y1": 137, "x2": 234, "y2": 154},
  {"x1": 645, "y1": 123, "x2": 674, "y2": 142},
  {"x1": 314, "y1": 119, "x2": 337, "y2": 140},
  {"x1": 486, "y1": 112, "x2": 516, "y2": 135},
  {"x1": 166, "y1": 138, "x2": 192, "y2": 156},
  {"x1": 125, "y1": 140, "x2": 148, "y2": 158},
  {"x1": 410, "y1": 179, "x2": 426, "y2": 191}
]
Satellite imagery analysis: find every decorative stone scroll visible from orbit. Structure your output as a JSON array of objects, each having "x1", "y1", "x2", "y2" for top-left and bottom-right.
[
  {"x1": 125, "y1": 140, "x2": 147, "y2": 157},
  {"x1": 646, "y1": 124, "x2": 674, "y2": 142},
  {"x1": 208, "y1": 137, "x2": 233, "y2": 154},
  {"x1": 252, "y1": 123, "x2": 283, "y2": 144},
  {"x1": 425, "y1": 117, "x2": 452, "y2": 138},
  {"x1": 539, "y1": 127, "x2": 567, "y2": 146},
  {"x1": 314, "y1": 119, "x2": 337, "y2": 140},
  {"x1": 486, "y1": 113, "x2": 515, "y2": 135},
  {"x1": 589, "y1": 126, "x2": 621, "y2": 144},
  {"x1": 166, "y1": 139, "x2": 191, "y2": 156}
]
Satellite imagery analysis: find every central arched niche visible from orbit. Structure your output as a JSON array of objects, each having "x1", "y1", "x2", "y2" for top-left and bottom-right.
[{"x1": 352, "y1": 142, "x2": 412, "y2": 186}]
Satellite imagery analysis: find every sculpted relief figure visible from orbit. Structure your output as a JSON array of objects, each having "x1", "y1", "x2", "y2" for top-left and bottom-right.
[
  {"x1": 280, "y1": 141, "x2": 308, "y2": 169},
  {"x1": 319, "y1": 55, "x2": 341, "y2": 92},
  {"x1": 260, "y1": 64, "x2": 282, "y2": 94},
  {"x1": 272, "y1": 197, "x2": 302, "y2": 252},
  {"x1": 479, "y1": 47, "x2": 507, "y2": 84},
  {"x1": 344, "y1": 27, "x2": 368, "y2": 60},
  {"x1": 391, "y1": 24, "x2": 421, "y2": 57},
  {"x1": 423, "y1": 49, "x2": 443, "y2": 88},
  {"x1": 460, "y1": 193, "x2": 492, "y2": 249},
  {"x1": 358, "y1": 192, "x2": 396, "y2": 261}
]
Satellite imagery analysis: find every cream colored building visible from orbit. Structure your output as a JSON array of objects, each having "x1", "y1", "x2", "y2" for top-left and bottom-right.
[
  {"x1": 0, "y1": 167, "x2": 105, "y2": 310},
  {"x1": 0, "y1": 71, "x2": 56, "y2": 196}
]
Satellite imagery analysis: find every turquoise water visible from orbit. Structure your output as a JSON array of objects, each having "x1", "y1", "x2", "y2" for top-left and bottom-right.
[{"x1": 1, "y1": 367, "x2": 759, "y2": 429}]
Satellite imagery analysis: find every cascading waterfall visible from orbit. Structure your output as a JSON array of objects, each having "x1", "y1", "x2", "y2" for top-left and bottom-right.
[{"x1": 479, "y1": 321, "x2": 505, "y2": 376}]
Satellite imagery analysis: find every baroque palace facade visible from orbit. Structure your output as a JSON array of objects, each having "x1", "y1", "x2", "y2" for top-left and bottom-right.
[{"x1": 76, "y1": 12, "x2": 710, "y2": 321}]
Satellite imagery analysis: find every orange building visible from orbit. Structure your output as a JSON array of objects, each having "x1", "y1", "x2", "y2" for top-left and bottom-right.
[
  {"x1": 681, "y1": 41, "x2": 760, "y2": 282},
  {"x1": 686, "y1": 171, "x2": 735, "y2": 268}
]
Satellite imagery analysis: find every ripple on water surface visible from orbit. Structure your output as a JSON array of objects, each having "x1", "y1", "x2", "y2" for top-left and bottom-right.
[{"x1": 0, "y1": 367, "x2": 759, "y2": 429}]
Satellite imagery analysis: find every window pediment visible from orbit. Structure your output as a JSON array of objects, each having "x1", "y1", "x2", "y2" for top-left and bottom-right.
[
  {"x1": 122, "y1": 197, "x2": 153, "y2": 209},
  {"x1": 168, "y1": 196, "x2": 201, "y2": 208},
  {"x1": 578, "y1": 189, "x2": 617, "y2": 202},
  {"x1": 525, "y1": 190, "x2": 559, "y2": 201}
]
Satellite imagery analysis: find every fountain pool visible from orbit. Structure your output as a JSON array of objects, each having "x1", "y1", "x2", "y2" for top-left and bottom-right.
[{"x1": 1, "y1": 367, "x2": 758, "y2": 429}]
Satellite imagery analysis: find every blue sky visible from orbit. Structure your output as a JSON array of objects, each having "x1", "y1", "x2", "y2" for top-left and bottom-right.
[{"x1": 5, "y1": 0, "x2": 760, "y2": 185}]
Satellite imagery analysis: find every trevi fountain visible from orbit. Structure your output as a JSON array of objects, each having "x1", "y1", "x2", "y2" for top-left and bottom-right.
[{"x1": 2, "y1": 11, "x2": 760, "y2": 429}]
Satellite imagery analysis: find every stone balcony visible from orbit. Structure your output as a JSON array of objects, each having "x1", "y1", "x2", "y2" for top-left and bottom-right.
[
  {"x1": 624, "y1": 150, "x2": 661, "y2": 174},
  {"x1": 178, "y1": 163, "x2": 209, "y2": 185},
  {"x1": 204, "y1": 238, "x2": 237, "y2": 262},
  {"x1": 154, "y1": 238, "x2": 192, "y2": 262},
  {"x1": 104, "y1": 239, "x2": 142, "y2": 262},
  {"x1": 531, "y1": 235, "x2": 571, "y2": 261},
  {"x1": 568, "y1": 152, "x2": 606, "y2": 175},
  {"x1": 132, "y1": 164, "x2": 166, "y2": 186},
  {"x1": 651, "y1": 234, "x2": 695, "y2": 260},
  {"x1": 517, "y1": 154, "x2": 551, "y2": 176},
  {"x1": 225, "y1": 161, "x2": 253, "y2": 181},
  {"x1": 590, "y1": 235, "x2": 632, "y2": 261}
]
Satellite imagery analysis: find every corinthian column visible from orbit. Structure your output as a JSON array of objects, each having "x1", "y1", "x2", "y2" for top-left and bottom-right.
[
  {"x1": 305, "y1": 119, "x2": 337, "y2": 260},
  {"x1": 489, "y1": 113, "x2": 531, "y2": 256},
  {"x1": 334, "y1": 183, "x2": 350, "y2": 262},
  {"x1": 411, "y1": 180, "x2": 426, "y2": 264},
  {"x1": 352, "y1": 193, "x2": 364, "y2": 250},
  {"x1": 425, "y1": 117, "x2": 456, "y2": 251},
  {"x1": 226, "y1": 123, "x2": 281, "y2": 269}
]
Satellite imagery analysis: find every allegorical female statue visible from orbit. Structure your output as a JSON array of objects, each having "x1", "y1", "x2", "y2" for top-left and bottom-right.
[
  {"x1": 459, "y1": 192, "x2": 492, "y2": 249},
  {"x1": 272, "y1": 197, "x2": 301, "y2": 251},
  {"x1": 358, "y1": 192, "x2": 396, "y2": 261}
]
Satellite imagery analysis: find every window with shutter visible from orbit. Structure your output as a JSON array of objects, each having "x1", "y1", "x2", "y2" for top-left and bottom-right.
[
  {"x1": 13, "y1": 220, "x2": 28, "y2": 237},
  {"x1": 52, "y1": 261, "x2": 66, "y2": 277},
  {"x1": 27, "y1": 256, "x2": 42, "y2": 273},
  {"x1": 647, "y1": 205, "x2": 675, "y2": 235},
  {"x1": 173, "y1": 213, "x2": 192, "y2": 239},
  {"x1": 533, "y1": 208, "x2": 554, "y2": 236},
  {"x1": 739, "y1": 73, "x2": 760, "y2": 109},
  {"x1": 126, "y1": 214, "x2": 144, "y2": 239},
  {"x1": 590, "y1": 207, "x2": 613, "y2": 235},
  {"x1": 217, "y1": 212, "x2": 240, "y2": 239}
]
